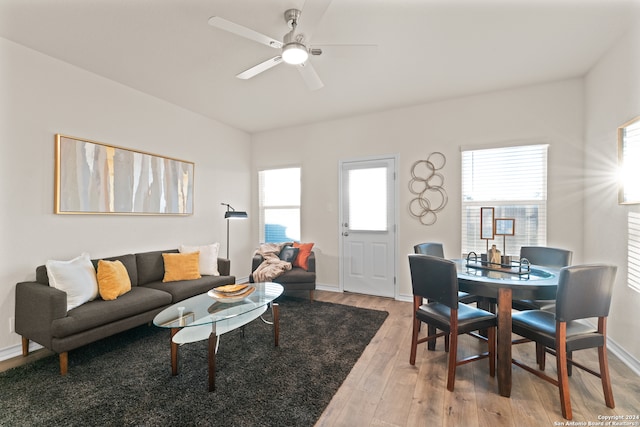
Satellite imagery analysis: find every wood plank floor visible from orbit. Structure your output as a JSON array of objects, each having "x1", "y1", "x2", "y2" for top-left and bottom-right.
[
  {"x1": 1, "y1": 290, "x2": 638, "y2": 426},
  {"x1": 312, "y1": 291, "x2": 640, "y2": 427}
]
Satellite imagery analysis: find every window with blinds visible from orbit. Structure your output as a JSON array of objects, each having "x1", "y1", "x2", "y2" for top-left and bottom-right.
[
  {"x1": 628, "y1": 212, "x2": 640, "y2": 293},
  {"x1": 461, "y1": 144, "x2": 548, "y2": 257},
  {"x1": 258, "y1": 167, "x2": 301, "y2": 243}
]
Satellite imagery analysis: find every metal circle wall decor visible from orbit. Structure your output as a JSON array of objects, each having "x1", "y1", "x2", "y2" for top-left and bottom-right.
[{"x1": 409, "y1": 151, "x2": 448, "y2": 225}]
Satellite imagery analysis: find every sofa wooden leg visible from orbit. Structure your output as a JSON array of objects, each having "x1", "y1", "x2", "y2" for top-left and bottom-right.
[
  {"x1": 309, "y1": 290, "x2": 314, "y2": 302},
  {"x1": 59, "y1": 352, "x2": 68, "y2": 376},
  {"x1": 21, "y1": 337, "x2": 29, "y2": 356}
]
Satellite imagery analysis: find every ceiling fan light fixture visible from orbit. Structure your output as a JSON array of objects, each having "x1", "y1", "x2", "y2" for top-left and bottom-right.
[{"x1": 282, "y1": 42, "x2": 308, "y2": 64}]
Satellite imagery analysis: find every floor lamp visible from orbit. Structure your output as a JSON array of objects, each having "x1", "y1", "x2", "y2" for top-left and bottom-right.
[{"x1": 221, "y1": 203, "x2": 248, "y2": 259}]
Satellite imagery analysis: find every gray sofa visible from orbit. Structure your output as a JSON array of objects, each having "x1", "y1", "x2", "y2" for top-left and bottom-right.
[
  {"x1": 15, "y1": 249, "x2": 235, "y2": 374},
  {"x1": 249, "y1": 251, "x2": 316, "y2": 300}
]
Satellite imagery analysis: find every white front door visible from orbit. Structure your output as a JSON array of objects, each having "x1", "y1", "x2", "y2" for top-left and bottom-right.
[{"x1": 339, "y1": 156, "x2": 397, "y2": 298}]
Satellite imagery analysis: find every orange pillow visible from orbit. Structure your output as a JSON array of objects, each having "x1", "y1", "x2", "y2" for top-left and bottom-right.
[
  {"x1": 162, "y1": 252, "x2": 201, "y2": 282},
  {"x1": 97, "y1": 260, "x2": 132, "y2": 300},
  {"x1": 293, "y1": 242, "x2": 314, "y2": 270}
]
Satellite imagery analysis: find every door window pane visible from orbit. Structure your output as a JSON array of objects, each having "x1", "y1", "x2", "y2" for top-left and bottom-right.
[{"x1": 349, "y1": 167, "x2": 387, "y2": 231}]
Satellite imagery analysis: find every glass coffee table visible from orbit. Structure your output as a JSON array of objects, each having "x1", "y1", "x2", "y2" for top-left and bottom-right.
[{"x1": 153, "y1": 282, "x2": 284, "y2": 391}]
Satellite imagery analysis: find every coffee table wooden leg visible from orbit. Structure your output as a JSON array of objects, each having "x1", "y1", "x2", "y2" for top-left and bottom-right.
[
  {"x1": 208, "y1": 330, "x2": 217, "y2": 392},
  {"x1": 497, "y1": 287, "x2": 512, "y2": 397},
  {"x1": 170, "y1": 328, "x2": 179, "y2": 376},
  {"x1": 272, "y1": 303, "x2": 280, "y2": 347}
]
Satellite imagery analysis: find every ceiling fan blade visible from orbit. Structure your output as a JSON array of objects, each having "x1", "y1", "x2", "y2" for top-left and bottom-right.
[
  {"x1": 297, "y1": 61, "x2": 324, "y2": 91},
  {"x1": 297, "y1": 0, "x2": 333, "y2": 42},
  {"x1": 208, "y1": 16, "x2": 283, "y2": 49},
  {"x1": 310, "y1": 44, "x2": 378, "y2": 59},
  {"x1": 236, "y1": 56, "x2": 283, "y2": 80}
]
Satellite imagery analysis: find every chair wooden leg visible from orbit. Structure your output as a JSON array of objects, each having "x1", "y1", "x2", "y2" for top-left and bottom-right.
[
  {"x1": 428, "y1": 325, "x2": 437, "y2": 350},
  {"x1": 598, "y1": 317, "x2": 615, "y2": 409},
  {"x1": 444, "y1": 334, "x2": 450, "y2": 353},
  {"x1": 410, "y1": 317, "x2": 420, "y2": 365},
  {"x1": 556, "y1": 322, "x2": 572, "y2": 420},
  {"x1": 567, "y1": 351, "x2": 573, "y2": 376},
  {"x1": 410, "y1": 295, "x2": 421, "y2": 365},
  {"x1": 446, "y1": 332, "x2": 457, "y2": 391},
  {"x1": 536, "y1": 343, "x2": 546, "y2": 370},
  {"x1": 599, "y1": 345, "x2": 615, "y2": 409},
  {"x1": 59, "y1": 352, "x2": 68, "y2": 376},
  {"x1": 446, "y1": 311, "x2": 458, "y2": 392},
  {"x1": 21, "y1": 337, "x2": 29, "y2": 356}
]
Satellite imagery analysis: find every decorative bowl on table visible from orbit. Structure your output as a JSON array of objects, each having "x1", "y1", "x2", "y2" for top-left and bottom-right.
[{"x1": 207, "y1": 284, "x2": 256, "y2": 303}]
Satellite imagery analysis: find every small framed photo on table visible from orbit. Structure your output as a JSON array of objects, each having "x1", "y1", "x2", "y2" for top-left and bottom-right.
[{"x1": 495, "y1": 218, "x2": 515, "y2": 236}]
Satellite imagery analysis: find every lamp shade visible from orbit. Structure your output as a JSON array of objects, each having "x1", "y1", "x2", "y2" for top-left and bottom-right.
[
  {"x1": 224, "y1": 211, "x2": 248, "y2": 219},
  {"x1": 222, "y1": 203, "x2": 248, "y2": 259}
]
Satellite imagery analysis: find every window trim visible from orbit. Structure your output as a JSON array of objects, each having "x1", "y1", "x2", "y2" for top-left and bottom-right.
[
  {"x1": 461, "y1": 144, "x2": 548, "y2": 257},
  {"x1": 258, "y1": 166, "x2": 301, "y2": 244}
]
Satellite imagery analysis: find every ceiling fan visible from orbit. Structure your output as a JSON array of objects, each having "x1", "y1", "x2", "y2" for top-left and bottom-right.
[{"x1": 208, "y1": 2, "x2": 374, "y2": 91}]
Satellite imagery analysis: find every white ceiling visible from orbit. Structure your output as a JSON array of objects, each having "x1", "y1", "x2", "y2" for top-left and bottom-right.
[{"x1": 0, "y1": 0, "x2": 638, "y2": 133}]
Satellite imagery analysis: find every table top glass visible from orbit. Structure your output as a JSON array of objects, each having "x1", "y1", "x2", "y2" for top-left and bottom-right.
[
  {"x1": 454, "y1": 259, "x2": 557, "y2": 282},
  {"x1": 453, "y1": 258, "x2": 560, "y2": 299},
  {"x1": 153, "y1": 282, "x2": 283, "y2": 329}
]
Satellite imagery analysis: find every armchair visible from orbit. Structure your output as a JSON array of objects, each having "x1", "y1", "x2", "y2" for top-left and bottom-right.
[{"x1": 250, "y1": 251, "x2": 316, "y2": 301}]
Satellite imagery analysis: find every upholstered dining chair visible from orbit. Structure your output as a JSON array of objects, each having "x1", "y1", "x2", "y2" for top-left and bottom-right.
[
  {"x1": 408, "y1": 254, "x2": 496, "y2": 391},
  {"x1": 511, "y1": 264, "x2": 617, "y2": 420},
  {"x1": 413, "y1": 242, "x2": 481, "y2": 351},
  {"x1": 512, "y1": 246, "x2": 573, "y2": 311},
  {"x1": 413, "y1": 243, "x2": 479, "y2": 304}
]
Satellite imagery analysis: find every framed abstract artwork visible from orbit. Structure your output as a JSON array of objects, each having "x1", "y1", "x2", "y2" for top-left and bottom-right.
[{"x1": 55, "y1": 134, "x2": 194, "y2": 215}]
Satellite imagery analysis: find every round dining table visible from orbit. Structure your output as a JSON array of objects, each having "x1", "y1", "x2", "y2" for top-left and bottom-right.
[{"x1": 453, "y1": 259, "x2": 560, "y2": 397}]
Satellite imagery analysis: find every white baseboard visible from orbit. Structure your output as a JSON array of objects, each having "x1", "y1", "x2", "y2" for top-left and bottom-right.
[
  {"x1": 606, "y1": 335, "x2": 640, "y2": 377},
  {"x1": 316, "y1": 283, "x2": 341, "y2": 293},
  {"x1": 315, "y1": 283, "x2": 413, "y2": 302},
  {"x1": 396, "y1": 293, "x2": 413, "y2": 302},
  {"x1": 0, "y1": 341, "x2": 43, "y2": 363}
]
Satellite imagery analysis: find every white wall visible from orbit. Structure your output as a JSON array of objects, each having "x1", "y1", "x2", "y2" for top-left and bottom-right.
[
  {"x1": 0, "y1": 38, "x2": 252, "y2": 354},
  {"x1": 251, "y1": 79, "x2": 585, "y2": 300},
  {"x1": 585, "y1": 20, "x2": 640, "y2": 364}
]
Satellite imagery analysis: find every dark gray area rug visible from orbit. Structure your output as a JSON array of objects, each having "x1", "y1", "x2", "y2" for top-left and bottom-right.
[{"x1": 0, "y1": 296, "x2": 387, "y2": 427}]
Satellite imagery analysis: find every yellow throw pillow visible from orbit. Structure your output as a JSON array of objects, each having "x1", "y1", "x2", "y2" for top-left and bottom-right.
[
  {"x1": 162, "y1": 252, "x2": 201, "y2": 282},
  {"x1": 97, "y1": 260, "x2": 132, "y2": 301}
]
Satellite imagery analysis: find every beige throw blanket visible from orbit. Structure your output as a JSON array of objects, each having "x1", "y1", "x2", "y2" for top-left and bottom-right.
[{"x1": 252, "y1": 243, "x2": 292, "y2": 282}]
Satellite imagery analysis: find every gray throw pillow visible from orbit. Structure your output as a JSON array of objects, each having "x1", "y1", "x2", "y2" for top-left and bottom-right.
[{"x1": 279, "y1": 246, "x2": 299, "y2": 263}]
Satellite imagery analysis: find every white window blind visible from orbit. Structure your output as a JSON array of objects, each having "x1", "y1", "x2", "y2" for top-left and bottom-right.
[
  {"x1": 628, "y1": 212, "x2": 640, "y2": 293},
  {"x1": 461, "y1": 144, "x2": 548, "y2": 257},
  {"x1": 258, "y1": 167, "x2": 301, "y2": 243}
]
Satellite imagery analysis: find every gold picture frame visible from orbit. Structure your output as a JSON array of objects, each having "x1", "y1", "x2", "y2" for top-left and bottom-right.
[
  {"x1": 618, "y1": 115, "x2": 640, "y2": 204},
  {"x1": 480, "y1": 207, "x2": 495, "y2": 240},
  {"x1": 55, "y1": 134, "x2": 194, "y2": 215},
  {"x1": 495, "y1": 218, "x2": 515, "y2": 236}
]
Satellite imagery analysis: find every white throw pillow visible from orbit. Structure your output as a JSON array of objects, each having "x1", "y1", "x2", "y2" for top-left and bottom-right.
[
  {"x1": 46, "y1": 253, "x2": 99, "y2": 311},
  {"x1": 179, "y1": 243, "x2": 220, "y2": 276}
]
